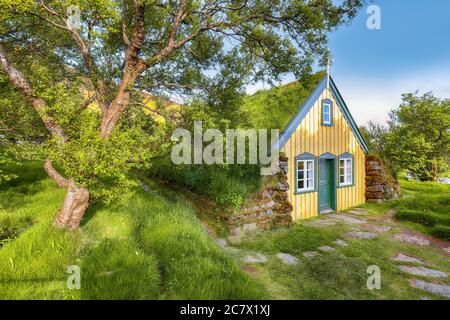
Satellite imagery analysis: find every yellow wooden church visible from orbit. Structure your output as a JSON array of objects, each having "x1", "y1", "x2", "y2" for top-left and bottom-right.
[{"x1": 277, "y1": 75, "x2": 369, "y2": 220}]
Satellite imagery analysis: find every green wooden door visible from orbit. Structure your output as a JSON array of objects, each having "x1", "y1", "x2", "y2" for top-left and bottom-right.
[{"x1": 319, "y1": 159, "x2": 334, "y2": 212}]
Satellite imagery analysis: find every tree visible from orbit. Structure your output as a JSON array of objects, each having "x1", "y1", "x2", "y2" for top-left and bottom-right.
[
  {"x1": 0, "y1": 0, "x2": 363, "y2": 228},
  {"x1": 385, "y1": 92, "x2": 450, "y2": 181}
]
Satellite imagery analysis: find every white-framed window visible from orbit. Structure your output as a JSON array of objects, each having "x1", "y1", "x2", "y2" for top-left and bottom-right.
[
  {"x1": 296, "y1": 159, "x2": 315, "y2": 192},
  {"x1": 322, "y1": 102, "x2": 331, "y2": 125},
  {"x1": 339, "y1": 158, "x2": 353, "y2": 186}
]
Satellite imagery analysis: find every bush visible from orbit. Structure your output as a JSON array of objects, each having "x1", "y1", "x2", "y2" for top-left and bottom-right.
[
  {"x1": 395, "y1": 210, "x2": 440, "y2": 227},
  {"x1": 147, "y1": 157, "x2": 261, "y2": 209},
  {"x1": 430, "y1": 225, "x2": 450, "y2": 241}
]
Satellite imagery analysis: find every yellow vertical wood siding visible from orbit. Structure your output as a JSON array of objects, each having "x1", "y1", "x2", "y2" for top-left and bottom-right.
[{"x1": 282, "y1": 87, "x2": 366, "y2": 220}]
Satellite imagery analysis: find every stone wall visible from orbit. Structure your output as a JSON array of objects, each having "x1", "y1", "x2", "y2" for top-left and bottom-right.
[
  {"x1": 220, "y1": 155, "x2": 293, "y2": 237},
  {"x1": 365, "y1": 154, "x2": 401, "y2": 203}
]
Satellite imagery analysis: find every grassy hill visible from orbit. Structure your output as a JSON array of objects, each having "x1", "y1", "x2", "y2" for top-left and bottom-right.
[{"x1": 241, "y1": 71, "x2": 325, "y2": 130}]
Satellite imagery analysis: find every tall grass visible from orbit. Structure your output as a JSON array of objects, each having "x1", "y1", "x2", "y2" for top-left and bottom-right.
[{"x1": 0, "y1": 160, "x2": 264, "y2": 299}]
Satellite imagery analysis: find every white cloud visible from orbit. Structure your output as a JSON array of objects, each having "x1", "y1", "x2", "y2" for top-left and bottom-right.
[{"x1": 337, "y1": 65, "x2": 450, "y2": 125}]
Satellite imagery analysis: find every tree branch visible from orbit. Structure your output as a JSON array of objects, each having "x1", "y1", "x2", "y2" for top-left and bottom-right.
[
  {"x1": 0, "y1": 43, "x2": 68, "y2": 142},
  {"x1": 44, "y1": 159, "x2": 72, "y2": 188}
]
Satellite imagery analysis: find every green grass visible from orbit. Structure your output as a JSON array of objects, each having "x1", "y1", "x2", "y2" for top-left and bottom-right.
[
  {"x1": 393, "y1": 179, "x2": 450, "y2": 240},
  {"x1": 235, "y1": 217, "x2": 450, "y2": 300},
  {"x1": 241, "y1": 71, "x2": 325, "y2": 130},
  {"x1": 0, "y1": 160, "x2": 264, "y2": 300}
]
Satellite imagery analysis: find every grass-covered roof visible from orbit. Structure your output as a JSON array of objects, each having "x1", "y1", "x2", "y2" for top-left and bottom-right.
[{"x1": 241, "y1": 71, "x2": 326, "y2": 131}]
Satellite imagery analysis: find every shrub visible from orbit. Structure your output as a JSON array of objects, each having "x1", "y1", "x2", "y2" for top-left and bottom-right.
[
  {"x1": 147, "y1": 157, "x2": 261, "y2": 209},
  {"x1": 395, "y1": 210, "x2": 440, "y2": 227},
  {"x1": 430, "y1": 225, "x2": 450, "y2": 241}
]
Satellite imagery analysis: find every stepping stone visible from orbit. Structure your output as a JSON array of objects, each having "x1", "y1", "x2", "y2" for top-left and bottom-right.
[
  {"x1": 410, "y1": 279, "x2": 450, "y2": 298},
  {"x1": 346, "y1": 209, "x2": 369, "y2": 216},
  {"x1": 362, "y1": 224, "x2": 392, "y2": 233},
  {"x1": 303, "y1": 251, "x2": 320, "y2": 258},
  {"x1": 276, "y1": 253, "x2": 300, "y2": 266},
  {"x1": 328, "y1": 214, "x2": 367, "y2": 225},
  {"x1": 333, "y1": 239, "x2": 349, "y2": 247},
  {"x1": 443, "y1": 247, "x2": 450, "y2": 254},
  {"x1": 304, "y1": 220, "x2": 337, "y2": 228},
  {"x1": 394, "y1": 233, "x2": 430, "y2": 246},
  {"x1": 399, "y1": 266, "x2": 448, "y2": 278},
  {"x1": 392, "y1": 253, "x2": 431, "y2": 265},
  {"x1": 227, "y1": 235, "x2": 242, "y2": 245},
  {"x1": 224, "y1": 246, "x2": 241, "y2": 254},
  {"x1": 318, "y1": 245, "x2": 336, "y2": 252},
  {"x1": 215, "y1": 238, "x2": 227, "y2": 248},
  {"x1": 243, "y1": 253, "x2": 268, "y2": 264},
  {"x1": 346, "y1": 231, "x2": 377, "y2": 239}
]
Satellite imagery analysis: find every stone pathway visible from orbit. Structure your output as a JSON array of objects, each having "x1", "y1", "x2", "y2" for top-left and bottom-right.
[
  {"x1": 304, "y1": 220, "x2": 337, "y2": 228},
  {"x1": 399, "y1": 266, "x2": 448, "y2": 279},
  {"x1": 215, "y1": 238, "x2": 227, "y2": 248},
  {"x1": 277, "y1": 253, "x2": 300, "y2": 266},
  {"x1": 394, "y1": 233, "x2": 430, "y2": 246},
  {"x1": 345, "y1": 231, "x2": 377, "y2": 239},
  {"x1": 328, "y1": 214, "x2": 367, "y2": 225},
  {"x1": 303, "y1": 251, "x2": 320, "y2": 258},
  {"x1": 333, "y1": 239, "x2": 348, "y2": 247},
  {"x1": 361, "y1": 224, "x2": 392, "y2": 233},
  {"x1": 392, "y1": 253, "x2": 431, "y2": 265},
  {"x1": 410, "y1": 279, "x2": 450, "y2": 298},
  {"x1": 243, "y1": 252, "x2": 268, "y2": 264},
  {"x1": 346, "y1": 209, "x2": 369, "y2": 216},
  {"x1": 215, "y1": 205, "x2": 450, "y2": 299},
  {"x1": 318, "y1": 245, "x2": 336, "y2": 252}
]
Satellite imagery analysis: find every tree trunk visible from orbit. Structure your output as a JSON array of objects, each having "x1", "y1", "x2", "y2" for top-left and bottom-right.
[
  {"x1": 44, "y1": 159, "x2": 89, "y2": 229},
  {"x1": 54, "y1": 184, "x2": 90, "y2": 229}
]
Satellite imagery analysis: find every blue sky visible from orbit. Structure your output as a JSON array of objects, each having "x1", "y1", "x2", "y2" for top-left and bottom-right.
[{"x1": 247, "y1": 0, "x2": 450, "y2": 125}]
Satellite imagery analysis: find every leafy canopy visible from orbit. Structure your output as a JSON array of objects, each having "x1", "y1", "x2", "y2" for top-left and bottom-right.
[{"x1": 0, "y1": 0, "x2": 364, "y2": 201}]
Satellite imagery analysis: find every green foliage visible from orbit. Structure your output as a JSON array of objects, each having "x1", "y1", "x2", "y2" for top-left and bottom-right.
[
  {"x1": 386, "y1": 93, "x2": 449, "y2": 181},
  {"x1": 47, "y1": 114, "x2": 150, "y2": 203},
  {"x1": 396, "y1": 210, "x2": 443, "y2": 227},
  {"x1": 241, "y1": 71, "x2": 325, "y2": 130},
  {"x1": 0, "y1": 148, "x2": 18, "y2": 184},
  {"x1": 362, "y1": 92, "x2": 450, "y2": 181},
  {"x1": 0, "y1": 0, "x2": 363, "y2": 214},
  {"x1": 430, "y1": 225, "x2": 450, "y2": 241},
  {"x1": 148, "y1": 158, "x2": 261, "y2": 209}
]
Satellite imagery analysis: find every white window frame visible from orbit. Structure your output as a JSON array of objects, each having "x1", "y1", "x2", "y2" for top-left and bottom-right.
[
  {"x1": 339, "y1": 158, "x2": 353, "y2": 186},
  {"x1": 296, "y1": 159, "x2": 315, "y2": 192},
  {"x1": 322, "y1": 102, "x2": 332, "y2": 125}
]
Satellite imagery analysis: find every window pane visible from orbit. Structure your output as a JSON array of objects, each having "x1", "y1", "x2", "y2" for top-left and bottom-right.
[
  {"x1": 298, "y1": 161, "x2": 304, "y2": 170},
  {"x1": 297, "y1": 179, "x2": 304, "y2": 190},
  {"x1": 298, "y1": 170, "x2": 304, "y2": 180},
  {"x1": 340, "y1": 175, "x2": 345, "y2": 183},
  {"x1": 307, "y1": 178, "x2": 314, "y2": 189},
  {"x1": 307, "y1": 161, "x2": 313, "y2": 170}
]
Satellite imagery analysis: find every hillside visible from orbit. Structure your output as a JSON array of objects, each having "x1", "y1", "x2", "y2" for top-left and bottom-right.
[{"x1": 241, "y1": 71, "x2": 326, "y2": 131}]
